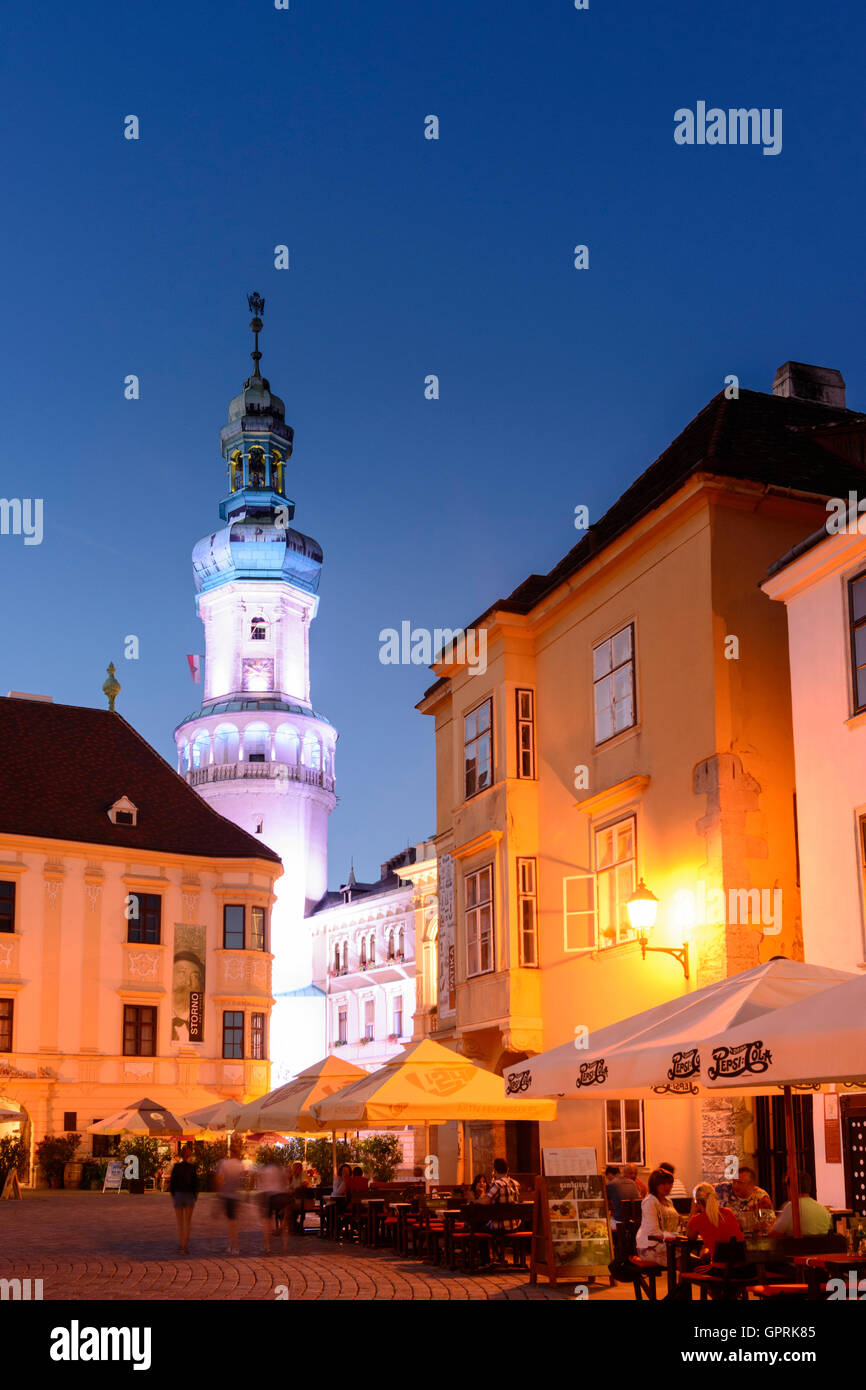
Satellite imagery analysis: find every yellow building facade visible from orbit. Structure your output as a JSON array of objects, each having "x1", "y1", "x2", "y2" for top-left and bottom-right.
[
  {"x1": 0, "y1": 695, "x2": 282, "y2": 1181},
  {"x1": 416, "y1": 367, "x2": 866, "y2": 1184}
]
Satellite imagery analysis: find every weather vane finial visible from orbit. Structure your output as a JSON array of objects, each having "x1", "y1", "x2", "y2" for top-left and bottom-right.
[
  {"x1": 247, "y1": 292, "x2": 265, "y2": 377},
  {"x1": 102, "y1": 662, "x2": 121, "y2": 713}
]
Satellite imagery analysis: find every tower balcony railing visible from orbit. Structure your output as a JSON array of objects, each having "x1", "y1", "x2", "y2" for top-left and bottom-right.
[{"x1": 186, "y1": 762, "x2": 335, "y2": 793}]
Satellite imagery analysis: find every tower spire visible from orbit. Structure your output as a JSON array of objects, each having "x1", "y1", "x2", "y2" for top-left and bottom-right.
[{"x1": 247, "y1": 291, "x2": 265, "y2": 379}]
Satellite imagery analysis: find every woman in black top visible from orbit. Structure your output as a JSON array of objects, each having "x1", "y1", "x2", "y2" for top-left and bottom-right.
[{"x1": 169, "y1": 1144, "x2": 199, "y2": 1254}]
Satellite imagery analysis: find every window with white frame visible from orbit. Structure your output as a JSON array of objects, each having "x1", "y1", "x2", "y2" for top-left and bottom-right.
[
  {"x1": 517, "y1": 857, "x2": 538, "y2": 967},
  {"x1": 392, "y1": 994, "x2": 403, "y2": 1037},
  {"x1": 562, "y1": 873, "x2": 597, "y2": 952},
  {"x1": 336, "y1": 1005, "x2": 348, "y2": 1045},
  {"x1": 465, "y1": 865, "x2": 494, "y2": 977},
  {"x1": 595, "y1": 816, "x2": 637, "y2": 947},
  {"x1": 516, "y1": 689, "x2": 536, "y2": 779},
  {"x1": 464, "y1": 699, "x2": 493, "y2": 799},
  {"x1": 605, "y1": 1098, "x2": 644, "y2": 1165},
  {"x1": 364, "y1": 999, "x2": 375, "y2": 1041},
  {"x1": 593, "y1": 624, "x2": 636, "y2": 744}
]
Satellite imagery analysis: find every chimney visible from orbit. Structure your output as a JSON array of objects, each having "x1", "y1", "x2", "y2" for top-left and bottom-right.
[{"x1": 772, "y1": 361, "x2": 846, "y2": 408}]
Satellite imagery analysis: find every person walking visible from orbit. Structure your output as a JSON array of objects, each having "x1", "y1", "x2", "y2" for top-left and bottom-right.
[
  {"x1": 257, "y1": 1157, "x2": 288, "y2": 1254},
  {"x1": 216, "y1": 1140, "x2": 245, "y2": 1255},
  {"x1": 169, "y1": 1143, "x2": 199, "y2": 1255}
]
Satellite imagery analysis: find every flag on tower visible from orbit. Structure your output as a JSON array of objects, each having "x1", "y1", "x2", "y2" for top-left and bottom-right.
[{"x1": 186, "y1": 654, "x2": 202, "y2": 683}]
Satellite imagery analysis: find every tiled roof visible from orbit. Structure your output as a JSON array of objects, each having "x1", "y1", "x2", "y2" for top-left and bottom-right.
[
  {"x1": 421, "y1": 387, "x2": 866, "y2": 699},
  {"x1": 0, "y1": 698, "x2": 281, "y2": 863}
]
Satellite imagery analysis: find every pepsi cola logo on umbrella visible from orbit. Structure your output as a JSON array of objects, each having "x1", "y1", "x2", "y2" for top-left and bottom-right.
[
  {"x1": 707, "y1": 1041, "x2": 772, "y2": 1080},
  {"x1": 575, "y1": 1060, "x2": 608, "y2": 1088},
  {"x1": 667, "y1": 1048, "x2": 700, "y2": 1080},
  {"x1": 505, "y1": 1069, "x2": 532, "y2": 1095}
]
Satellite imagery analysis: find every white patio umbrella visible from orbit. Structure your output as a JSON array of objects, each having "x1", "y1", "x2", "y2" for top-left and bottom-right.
[
  {"x1": 507, "y1": 959, "x2": 856, "y2": 1100},
  {"x1": 182, "y1": 1099, "x2": 244, "y2": 1134},
  {"x1": 702, "y1": 971, "x2": 866, "y2": 1235},
  {"x1": 234, "y1": 1055, "x2": 368, "y2": 1176},
  {"x1": 86, "y1": 1097, "x2": 190, "y2": 1136},
  {"x1": 0, "y1": 1107, "x2": 23, "y2": 1124}
]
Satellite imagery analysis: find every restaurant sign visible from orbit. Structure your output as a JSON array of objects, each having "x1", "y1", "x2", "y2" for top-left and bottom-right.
[{"x1": 437, "y1": 854, "x2": 456, "y2": 1019}]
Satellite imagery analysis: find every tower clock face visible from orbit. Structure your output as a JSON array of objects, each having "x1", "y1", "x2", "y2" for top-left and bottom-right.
[{"x1": 242, "y1": 657, "x2": 275, "y2": 692}]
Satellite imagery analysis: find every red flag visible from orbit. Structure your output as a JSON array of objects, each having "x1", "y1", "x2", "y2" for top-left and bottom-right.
[{"x1": 186, "y1": 654, "x2": 202, "y2": 683}]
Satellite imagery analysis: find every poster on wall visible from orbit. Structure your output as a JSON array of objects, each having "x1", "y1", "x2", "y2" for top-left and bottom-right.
[
  {"x1": 542, "y1": 1147, "x2": 597, "y2": 1177},
  {"x1": 172, "y1": 924, "x2": 206, "y2": 1043},
  {"x1": 437, "y1": 854, "x2": 455, "y2": 1018}
]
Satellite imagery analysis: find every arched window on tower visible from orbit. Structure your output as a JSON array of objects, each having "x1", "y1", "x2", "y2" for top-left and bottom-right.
[
  {"x1": 387, "y1": 928, "x2": 395, "y2": 961},
  {"x1": 229, "y1": 449, "x2": 243, "y2": 492},
  {"x1": 271, "y1": 449, "x2": 284, "y2": 494},
  {"x1": 250, "y1": 616, "x2": 267, "y2": 642},
  {"x1": 248, "y1": 446, "x2": 266, "y2": 488},
  {"x1": 360, "y1": 937, "x2": 367, "y2": 967},
  {"x1": 397, "y1": 925, "x2": 405, "y2": 959},
  {"x1": 368, "y1": 933, "x2": 376, "y2": 965}
]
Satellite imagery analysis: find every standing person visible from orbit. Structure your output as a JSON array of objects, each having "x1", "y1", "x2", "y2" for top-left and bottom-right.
[
  {"x1": 169, "y1": 1143, "x2": 198, "y2": 1255},
  {"x1": 286, "y1": 1159, "x2": 307, "y2": 1237},
  {"x1": 635, "y1": 1169, "x2": 680, "y2": 1266},
  {"x1": 216, "y1": 1141, "x2": 245, "y2": 1255},
  {"x1": 257, "y1": 1156, "x2": 288, "y2": 1254}
]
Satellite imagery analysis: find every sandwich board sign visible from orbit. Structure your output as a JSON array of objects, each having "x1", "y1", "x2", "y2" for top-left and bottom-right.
[
  {"x1": 1, "y1": 1169, "x2": 22, "y2": 1200},
  {"x1": 530, "y1": 1171, "x2": 613, "y2": 1287},
  {"x1": 102, "y1": 1160, "x2": 124, "y2": 1193}
]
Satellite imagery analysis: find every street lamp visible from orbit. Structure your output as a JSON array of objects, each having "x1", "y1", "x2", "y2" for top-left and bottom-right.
[{"x1": 627, "y1": 879, "x2": 690, "y2": 979}]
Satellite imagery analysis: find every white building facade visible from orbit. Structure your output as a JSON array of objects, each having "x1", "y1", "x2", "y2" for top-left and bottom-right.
[
  {"x1": 763, "y1": 496, "x2": 866, "y2": 1210},
  {"x1": 175, "y1": 298, "x2": 336, "y2": 1080},
  {"x1": 309, "y1": 845, "x2": 437, "y2": 1072}
]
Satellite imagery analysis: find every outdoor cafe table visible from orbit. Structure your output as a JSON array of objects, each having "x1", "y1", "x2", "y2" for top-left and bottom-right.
[
  {"x1": 792, "y1": 1253, "x2": 866, "y2": 1300},
  {"x1": 389, "y1": 1203, "x2": 413, "y2": 1256},
  {"x1": 360, "y1": 1197, "x2": 385, "y2": 1247}
]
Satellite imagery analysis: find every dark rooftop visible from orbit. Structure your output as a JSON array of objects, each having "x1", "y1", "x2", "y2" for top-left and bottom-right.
[
  {"x1": 421, "y1": 385, "x2": 866, "y2": 700},
  {"x1": 0, "y1": 697, "x2": 281, "y2": 863}
]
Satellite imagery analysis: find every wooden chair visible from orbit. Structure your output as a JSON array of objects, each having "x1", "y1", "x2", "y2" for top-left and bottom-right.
[
  {"x1": 628, "y1": 1255, "x2": 665, "y2": 1301},
  {"x1": 679, "y1": 1240, "x2": 754, "y2": 1301}
]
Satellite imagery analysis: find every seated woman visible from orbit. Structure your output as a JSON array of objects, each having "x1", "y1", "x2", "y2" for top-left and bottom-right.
[
  {"x1": 687, "y1": 1183, "x2": 744, "y2": 1272},
  {"x1": 332, "y1": 1163, "x2": 352, "y2": 1213},
  {"x1": 635, "y1": 1168, "x2": 681, "y2": 1265},
  {"x1": 347, "y1": 1165, "x2": 369, "y2": 1198},
  {"x1": 469, "y1": 1173, "x2": 489, "y2": 1202}
]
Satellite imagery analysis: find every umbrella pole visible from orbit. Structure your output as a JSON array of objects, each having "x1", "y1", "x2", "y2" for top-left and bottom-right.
[
  {"x1": 783, "y1": 1085, "x2": 801, "y2": 1238},
  {"x1": 456, "y1": 1120, "x2": 465, "y2": 1187},
  {"x1": 424, "y1": 1121, "x2": 431, "y2": 1193},
  {"x1": 331, "y1": 1130, "x2": 338, "y2": 1179}
]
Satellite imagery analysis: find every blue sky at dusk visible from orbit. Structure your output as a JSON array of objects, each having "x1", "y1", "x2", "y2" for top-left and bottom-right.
[{"x1": 1, "y1": 0, "x2": 863, "y2": 884}]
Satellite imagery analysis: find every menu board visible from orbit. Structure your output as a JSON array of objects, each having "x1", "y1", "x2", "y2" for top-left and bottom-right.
[
  {"x1": 542, "y1": 1147, "x2": 597, "y2": 1176},
  {"x1": 530, "y1": 1174, "x2": 613, "y2": 1285},
  {"x1": 102, "y1": 1160, "x2": 125, "y2": 1193}
]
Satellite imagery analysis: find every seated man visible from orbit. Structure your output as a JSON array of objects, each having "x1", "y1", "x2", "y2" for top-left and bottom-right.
[
  {"x1": 714, "y1": 1165, "x2": 773, "y2": 1234},
  {"x1": 772, "y1": 1170, "x2": 832, "y2": 1237}
]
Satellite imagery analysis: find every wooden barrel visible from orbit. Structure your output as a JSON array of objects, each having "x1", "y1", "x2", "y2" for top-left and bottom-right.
[{"x1": 63, "y1": 1161, "x2": 83, "y2": 1189}]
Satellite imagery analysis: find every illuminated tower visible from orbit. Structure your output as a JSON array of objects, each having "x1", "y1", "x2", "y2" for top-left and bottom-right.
[{"x1": 175, "y1": 295, "x2": 335, "y2": 1079}]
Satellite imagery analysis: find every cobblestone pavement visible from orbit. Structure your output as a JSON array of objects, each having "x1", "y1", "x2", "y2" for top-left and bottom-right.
[{"x1": 0, "y1": 1192, "x2": 633, "y2": 1301}]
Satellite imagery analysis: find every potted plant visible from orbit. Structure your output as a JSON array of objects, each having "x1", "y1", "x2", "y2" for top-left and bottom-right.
[
  {"x1": 35, "y1": 1134, "x2": 80, "y2": 1188},
  {"x1": 0, "y1": 1135, "x2": 27, "y2": 1192},
  {"x1": 117, "y1": 1137, "x2": 161, "y2": 1194}
]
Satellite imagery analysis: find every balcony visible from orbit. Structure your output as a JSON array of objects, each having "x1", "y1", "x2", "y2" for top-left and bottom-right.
[{"x1": 186, "y1": 762, "x2": 335, "y2": 793}]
